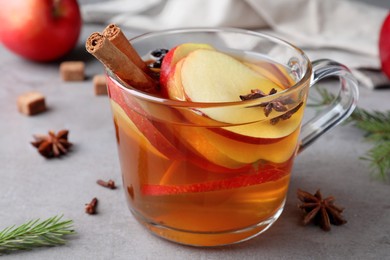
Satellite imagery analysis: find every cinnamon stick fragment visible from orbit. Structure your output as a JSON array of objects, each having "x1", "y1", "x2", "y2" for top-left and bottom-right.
[
  {"x1": 85, "y1": 32, "x2": 157, "y2": 94},
  {"x1": 103, "y1": 24, "x2": 148, "y2": 72}
]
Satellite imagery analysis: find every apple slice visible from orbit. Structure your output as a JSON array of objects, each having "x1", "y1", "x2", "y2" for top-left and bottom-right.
[
  {"x1": 110, "y1": 101, "x2": 169, "y2": 160},
  {"x1": 107, "y1": 75, "x2": 248, "y2": 173},
  {"x1": 142, "y1": 168, "x2": 288, "y2": 196},
  {"x1": 161, "y1": 48, "x2": 304, "y2": 166},
  {"x1": 172, "y1": 123, "x2": 299, "y2": 167},
  {"x1": 212, "y1": 102, "x2": 305, "y2": 141},
  {"x1": 179, "y1": 49, "x2": 292, "y2": 126},
  {"x1": 202, "y1": 126, "x2": 300, "y2": 164},
  {"x1": 171, "y1": 124, "x2": 249, "y2": 169},
  {"x1": 181, "y1": 50, "x2": 283, "y2": 102},
  {"x1": 177, "y1": 48, "x2": 304, "y2": 138},
  {"x1": 160, "y1": 43, "x2": 214, "y2": 93},
  {"x1": 107, "y1": 76, "x2": 182, "y2": 160},
  {"x1": 164, "y1": 58, "x2": 187, "y2": 100}
]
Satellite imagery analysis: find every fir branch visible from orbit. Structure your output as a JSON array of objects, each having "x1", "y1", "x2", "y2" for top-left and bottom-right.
[
  {"x1": 351, "y1": 108, "x2": 390, "y2": 141},
  {"x1": 308, "y1": 86, "x2": 390, "y2": 180},
  {"x1": 0, "y1": 215, "x2": 75, "y2": 254},
  {"x1": 361, "y1": 141, "x2": 390, "y2": 180}
]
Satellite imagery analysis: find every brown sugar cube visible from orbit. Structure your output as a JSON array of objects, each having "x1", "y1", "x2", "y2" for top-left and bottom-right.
[
  {"x1": 60, "y1": 61, "x2": 85, "y2": 81},
  {"x1": 93, "y1": 74, "x2": 108, "y2": 95},
  {"x1": 17, "y1": 91, "x2": 46, "y2": 116}
]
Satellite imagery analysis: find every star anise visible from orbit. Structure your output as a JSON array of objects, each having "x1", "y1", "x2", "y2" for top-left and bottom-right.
[
  {"x1": 31, "y1": 129, "x2": 72, "y2": 158},
  {"x1": 270, "y1": 102, "x2": 304, "y2": 125},
  {"x1": 297, "y1": 189, "x2": 347, "y2": 231},
  {"x1": 239, "y1": 88, "x2": 276, "y2": 101},
  {"x1": 240, "y1": 88, "x2": 288, "y2": 117},
  {"x1": 240, "y1": 88, "x2": 302, "y2": 124}
]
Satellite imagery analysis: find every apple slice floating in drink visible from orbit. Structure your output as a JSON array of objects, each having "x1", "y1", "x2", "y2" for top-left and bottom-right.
[
  {"x1": 142, "y1": 167, "x2": 288, "y2": 196},
  {"x1": 180, "y1": 49, "x2": 283, "y2": 103},
  {"x1": 162, "y1": 47, "x2": 303, "y2": 133},
  {"x1": 107, "y1": 75, "x2": 254, "y2": 173},
  {"x1": 160, "y1": 43, "x2": 214, "y2": 99},
  {"x1": 159, "y1": 45, "x2": 304, "y2": 166},
  {"x1": 107, "y1": 76, "x2": 182, "y2": 160}
]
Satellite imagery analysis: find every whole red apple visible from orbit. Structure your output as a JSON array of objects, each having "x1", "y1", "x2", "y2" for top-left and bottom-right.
[
  {"x1": 379, "y1": 12, "x2": 390, "y2": 79},
  {"x1": 0, "y1": 0, "x2": 82, "y2": 62}
]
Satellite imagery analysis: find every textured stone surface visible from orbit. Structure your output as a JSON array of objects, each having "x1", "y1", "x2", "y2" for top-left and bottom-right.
[{"x1": 1, "y1": 4, "x2": 390, "y2": 260}]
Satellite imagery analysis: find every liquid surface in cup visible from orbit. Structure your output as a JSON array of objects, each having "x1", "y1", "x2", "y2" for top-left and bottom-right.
[{"x1": 107, "y1": 46, "x2": 307, "y2": 246}]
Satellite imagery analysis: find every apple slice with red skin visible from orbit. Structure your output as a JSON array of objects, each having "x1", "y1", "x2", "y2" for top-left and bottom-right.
[
  {"x1": 107, "y1": 76, "x2": 182, "y2": 160},
  {"x1": 107, "y1": 75, "x2": 252, "y2": 173},
  {"x1": 210, "y1": 127, "x2": 283, "y2": 145},
  {"x1": 164, "y1": 59, "x2": 187, "y2": 100},
  {"x1": 111, "y1": 101, "x2": 169, "y2": 160},
  {"x1": 161, "y1": 48, "x2": 302, "y2": 165},
  {"x1": 160, "y1": 43, "x2": 214, "y2": 98},
  {"x1": 209, "y1": 102, "x2": 305, "y2": 144},
  {"x1": 152, "y1": 120, "x2": 254, "y2": 173},
  {"x1": 179, "y1": 49, "x2": 303, "y2": 138},
  {"x1": 142, "y1": 168, "x2": 288, "y2": 196}
]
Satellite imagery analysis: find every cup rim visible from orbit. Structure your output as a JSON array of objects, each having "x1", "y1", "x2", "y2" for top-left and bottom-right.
[{"x1": 106, "y1": 27, "x2": 312, "y2": 108}]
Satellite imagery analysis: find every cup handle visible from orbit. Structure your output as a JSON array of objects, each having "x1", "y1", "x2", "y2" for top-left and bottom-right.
[{"x1": 298, "y1": 59, "x2": 359, "y2": 153}]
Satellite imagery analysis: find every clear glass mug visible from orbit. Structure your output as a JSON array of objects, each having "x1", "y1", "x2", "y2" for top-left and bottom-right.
[{"x1": 105, "y1": 28, "x2": 358, "y2": 247}]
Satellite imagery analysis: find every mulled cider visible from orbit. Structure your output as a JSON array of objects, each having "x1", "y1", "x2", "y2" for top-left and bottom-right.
[
  {"x1": 86, "y1": 26, "x2": 358, "y2": 247},
  {"x1": 106, "y1": 44, "x2": 308, "y2": 246}
]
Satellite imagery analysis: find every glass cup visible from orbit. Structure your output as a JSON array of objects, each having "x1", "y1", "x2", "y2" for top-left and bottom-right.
[{"x1": 105, "y1": 28, "x2": 359, "y2": 247}]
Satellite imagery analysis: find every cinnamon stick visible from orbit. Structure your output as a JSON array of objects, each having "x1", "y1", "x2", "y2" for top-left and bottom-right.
[
  {"x1": 103, "y1": 24, "x2": 148, "y2": 72},
  {"x1": 85, "y1": 32, "x2": 157, "y2": 93}
]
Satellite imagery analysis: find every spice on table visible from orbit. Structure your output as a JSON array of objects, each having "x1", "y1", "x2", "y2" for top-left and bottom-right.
[
  {"x1": 17, "y1": 91, "x2": 46, "y2": 116},
  {"x1": 85, "y1": 197, "x2": 98, "y2": 215},
  {"x1": 97, "y1": 179, "x2": 116, "y2": 189},
  {"x1": 297, "y1": 189, "x2": 347, "y2": 231},
  {"x1": 31, "y1": 130, "x2": 72, "y2": 158},
  {"x1": 59, "y1": 61, "x2": 85, "y2": 81}
]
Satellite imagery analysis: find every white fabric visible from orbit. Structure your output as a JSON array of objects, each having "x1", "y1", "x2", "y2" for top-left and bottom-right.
[{"x1": 82, "y1": 0, "x2": 389, "y2": 88}]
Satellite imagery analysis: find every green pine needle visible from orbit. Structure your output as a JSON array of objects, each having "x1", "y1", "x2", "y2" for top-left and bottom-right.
[
  {"x1": 360, "y1": 141, "x2": 390, "y2": 180},
  {"x1": 0, "y1": 215, "x2": 75, "y2": 254},
  {"x1": 351, "y1": 108, "x2": 390, "y2": 141},
  {"x1": 309, "y1": 86, "x2": 390, "y2": 180}
]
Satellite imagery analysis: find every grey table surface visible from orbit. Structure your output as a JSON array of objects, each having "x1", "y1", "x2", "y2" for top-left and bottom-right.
[{"x1": 1, "y1": 2, "x2": 390, "y2": 260}]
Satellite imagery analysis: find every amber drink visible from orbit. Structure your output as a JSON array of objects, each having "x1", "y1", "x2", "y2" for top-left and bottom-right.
[{"x1": 104, "y1": 28, "x2": 358, "y2": 246}]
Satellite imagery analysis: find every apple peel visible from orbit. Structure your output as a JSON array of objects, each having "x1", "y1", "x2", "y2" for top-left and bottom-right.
[
  {"x1": 142, "y1": 168, "x2": 288, "y2": 196},
  {"x1": 111, "y1": 101, "x2": 169, "y2": 160},
  {"x1": 107, "y1": 77, "x2": 182, "y2": 160}
]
